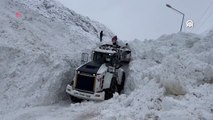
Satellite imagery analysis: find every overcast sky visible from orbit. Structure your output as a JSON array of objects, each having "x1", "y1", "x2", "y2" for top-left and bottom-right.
[{"x1": 56, "y1": 0, "x2": 213, "y2": 41}]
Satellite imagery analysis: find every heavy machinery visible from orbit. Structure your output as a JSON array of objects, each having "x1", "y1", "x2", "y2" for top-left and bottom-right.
[{"x1": 66, "y1": 44, "x2": 131, "y2": 102}]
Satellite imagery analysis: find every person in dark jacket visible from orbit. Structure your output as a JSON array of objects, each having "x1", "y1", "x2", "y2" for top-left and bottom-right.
[
  {"x1": 112, "y1": 35, "x2": 120, "y2": 48},
  {"x1": 100, "y1": 31, "x2": 103, "y2": 42},
  {"x1": 112, "y1": 35, "x2": 117, "y2": 45}
]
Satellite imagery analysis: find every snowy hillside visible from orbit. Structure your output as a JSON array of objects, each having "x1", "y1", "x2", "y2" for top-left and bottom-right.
[
  {"x1": 0, "y1": 0, "x2": 113, "y2": 115},
  {"x1": 1, "y1": 0, "x2": 213, "y2": 120}
]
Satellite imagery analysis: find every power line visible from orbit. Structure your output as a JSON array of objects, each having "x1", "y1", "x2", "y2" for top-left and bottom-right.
[
  {"x1": 196, "y1": 1, "x2": 213, "y2": 32},
  {"x1": 197, "y1": 11, "x2": 213, "y2": 32}
]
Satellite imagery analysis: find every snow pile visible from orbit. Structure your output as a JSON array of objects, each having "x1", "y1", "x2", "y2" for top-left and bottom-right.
[
  {"x1": 16, "y1": 0, "x2": 112, "y2": 37},
  {"x1": 128, "y1": 32, "x2": 213, "y2": 95},
  {"x1": 81, "y1": 31, "x2": 213, "y2": 120},
  {"x1": 0, "y1": 0, "x2": 112, "y2": 115},
  {"x1": 3, "y1": 30, "x2": 213, "y2": 120},
  {"x1": 1, "y1": 0, "x2": 213, "y2": 119},
  {"x1": 124, "y1": 32, "x2": 213, "y2": 119}
]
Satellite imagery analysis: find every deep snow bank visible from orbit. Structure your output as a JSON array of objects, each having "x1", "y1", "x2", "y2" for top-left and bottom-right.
[
  {"x1": 1, "y1": 0, "x2": 213, "y2": 119},
  {"x1": 127, "y1": 32, "x2": 213, "y2": 95},
  {"x1": 0, "y1": 0, "x2": 113, "y2": 115},
  {"x1": 122, "y1": 31, "x2": 213, "y2": 119}
]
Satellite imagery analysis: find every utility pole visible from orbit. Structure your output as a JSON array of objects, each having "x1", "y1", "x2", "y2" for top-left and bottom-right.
[{"x1": 166, "y1": 4, "x2": 185, "y2": 32}]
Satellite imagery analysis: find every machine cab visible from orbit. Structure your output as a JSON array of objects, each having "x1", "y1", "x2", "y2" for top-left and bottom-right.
[{"x1": 92, "y1": 51, "x2": 121, "y2": 68}]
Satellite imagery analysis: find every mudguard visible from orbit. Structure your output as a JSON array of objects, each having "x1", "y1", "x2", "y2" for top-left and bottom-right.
[{"x1": 103, "y1": 72, "x2": 113, "y2": 89}]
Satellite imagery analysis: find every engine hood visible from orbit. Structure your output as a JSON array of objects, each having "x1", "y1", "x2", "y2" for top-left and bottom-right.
[{"x1": 77, "y1": 61, "x2": 103, "y2": 74}]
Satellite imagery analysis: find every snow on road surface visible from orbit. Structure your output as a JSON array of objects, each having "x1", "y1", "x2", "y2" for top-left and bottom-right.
[{"x1": 1, "y1": 0, "x2": 213, "y2": 120}]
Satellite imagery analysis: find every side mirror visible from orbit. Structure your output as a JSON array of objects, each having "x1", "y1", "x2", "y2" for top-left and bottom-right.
[
  {"x1": 81, "y1": 53, "x2": 89, "y2": 64},
  {"x1": 91, "y1": 51, "x2": 94, "y2": 60}
]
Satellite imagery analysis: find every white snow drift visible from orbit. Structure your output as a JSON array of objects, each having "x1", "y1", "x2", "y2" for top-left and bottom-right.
[
  {"x1": 0, "y1": 0, "x2": 113, "y2": 115},
  {"x1": 1, "y1": 0, "x2": 213, "y2": 120}
]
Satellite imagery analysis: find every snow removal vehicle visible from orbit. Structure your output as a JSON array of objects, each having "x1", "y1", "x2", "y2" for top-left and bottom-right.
[{"x1": 66, "y1": 44, "x2": 131, "y2": 102}]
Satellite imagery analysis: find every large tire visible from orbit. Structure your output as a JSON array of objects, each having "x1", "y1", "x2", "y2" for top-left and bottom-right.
[
  {"x1": 104, "y1": 78, "x2": 118, "y2": 100},
  {"x1": 70, "y1": 95, "x2": 82, "y2": 103},
  {"x1": 118, "y1": 72, "x2": 125, "y2": 93}
]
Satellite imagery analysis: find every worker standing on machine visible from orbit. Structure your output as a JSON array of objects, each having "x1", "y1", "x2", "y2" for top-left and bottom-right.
[
  {"x1": 112, "y1": 36, "x2": 120, "y2": 48},
  {"x1": 100, "y1": 31, "x2": 103, "y2": 42}
]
